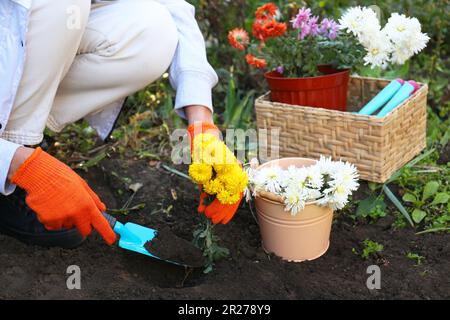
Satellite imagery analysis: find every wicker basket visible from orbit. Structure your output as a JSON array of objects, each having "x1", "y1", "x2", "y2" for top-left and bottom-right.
[{"x1": 255, "y1": 76, "x2": 428, "y2": 183}]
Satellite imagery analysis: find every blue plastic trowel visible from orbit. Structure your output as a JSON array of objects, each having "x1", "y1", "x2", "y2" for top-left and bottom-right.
[{"x1": 102, "y1": 212, "x2": 204, "y2": 268}]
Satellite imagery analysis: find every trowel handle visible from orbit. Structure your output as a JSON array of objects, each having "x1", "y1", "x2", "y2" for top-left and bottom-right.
[{"x1": 102, "y1": 212, "x2": 117, "y2": 229}]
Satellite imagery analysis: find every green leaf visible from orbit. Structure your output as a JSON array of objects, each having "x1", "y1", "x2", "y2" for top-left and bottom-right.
[
  {"x1": 203, "y1": 265, "x2": 213, "y2": 274},
  {"x1": 402, "y1": 193, "x2": 417, "y2": 203},
  {"x1": 406, "y1": 252, "x2": 425, "y2": 265},
  {"x1": 229, "y1": 90, "x2": 254, "y2": 127},
  {"x1": 431, "y1": 192, "x2": 450, "y2": 206},
  {"x1": 383, "y1": 185, "x2": 414, "y2": 227},
  {"x1": 237, "y1": 93, "x2": 255, "y2": 129},
  {"x1": 406, "y1": 148, "x2": 436, "y2": 168},
  {"x1": 387, "y1": 148, "x2": 435, "y2": 183},
  {"x1": 412, "y1": 209, "x2": 427, "y2": 224},
  {"x1": 78, "y1": 151, "x2": 107, "y2": 171},
  {"x1": 223, "y1": 76, "x2": 236, "y2": 124},
  {"x1": 416, "y1": 227, "x2": 450, "y2": 235},
  {"x1": 386, "y1": 169, "x2": 403, "y2": 183},
  {"x1": 356, "y1": 196, "x2": 385, "y2": 218},
  {"x1": 368, "y1": 182, "x2": 379, "y2": 191},
  {"x1": 212, "y1": 245, "x2": 230, "y2": 261},
  {"x1": 422, "y1": 181, "x2": 440, "y2": 201}
]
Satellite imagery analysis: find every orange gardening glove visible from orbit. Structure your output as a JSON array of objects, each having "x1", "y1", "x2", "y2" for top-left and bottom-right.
[
  {"x1": 11, "y1": 148, "x2": 116, "y2": 245},
  {"x1": 188, "y1": 122, "x2": 243, "y2": 225},
  {"x1": 202, "y1": 194, "x2": 244, "y2": 225}
]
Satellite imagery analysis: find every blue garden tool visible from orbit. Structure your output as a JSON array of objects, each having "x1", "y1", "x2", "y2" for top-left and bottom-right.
[
  {"x1": 102, "y1": 212, "x2": 204, "y2": 268},
  {"x1": 358, "y1": 79, "x2": 404, "y2": 115},
  {"x1": 376, "y1": 80, "x2": 420, "y2": 117}
]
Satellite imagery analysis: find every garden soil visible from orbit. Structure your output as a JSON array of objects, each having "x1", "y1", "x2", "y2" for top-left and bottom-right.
[
  {"x1": 0, "y1": 158, "x2": 448, "y2": 299},
  {"x1": 144, "y1": 226, "x2": 205, "y2": 268}
]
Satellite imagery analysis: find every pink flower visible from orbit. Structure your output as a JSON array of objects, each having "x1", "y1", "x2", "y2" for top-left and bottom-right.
[
  {"x1": 298, "y1": 15, "x2": 319, "y2": 39},
  {"x1": 319, "y1": 18, "x2": 332, "y2": 34},
  {"x1": 299, "y1": 23, "x2": 311, "y2": 39},
  {"x1": 328, "y1": 22, "x2": 339, "y2": 40},
  {"x1": 275, "y1": 66, "x2": 284, "y2": 74},
  {"x1": 291, "y1": 7, "x2": 311, "y2": 29},
  {"x1": 308, "y1": 16, "x2": 320, "y2": 36},
  {"x1": 319, "y1": 18, "x2": 340, "y2": 40}
]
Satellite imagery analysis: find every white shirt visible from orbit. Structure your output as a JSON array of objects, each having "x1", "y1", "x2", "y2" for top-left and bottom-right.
[{"x1": 0, "y1": 0, "x2": 218, "y2": 195}]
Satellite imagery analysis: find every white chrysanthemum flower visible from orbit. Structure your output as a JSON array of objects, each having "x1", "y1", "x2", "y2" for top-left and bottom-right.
[
  {"x1": 390, "y1": 45, "x2": 413, "y2": 65},
  {"x1": 247, "y1": 157, "x2": 360, "y2": 213},
  {"x1": 321, "y1": 184, "x2": 351, "y2": 210},
  {"x1": 408, "y1": 31, "x2": 429, "y2": 55},
  {"x1": 321, "y1": 196, "x2": 349, "y2": 210},
  {"x1": 318, "y1": 159, "x2": 359, "y2": 210},
  {"x1": 254, "y1": 166, "x2": 285, "y2": 194},
  {"x1": 305, "y1": 187, "x2": 322, "y2": 201},
  {"x1": 357, "y1": 24, "x2": 382, "y2": 48},
  {"x1": 339, "y1": 6, "x2": 380, "y2": 38},
  {"x1": 286, "y1": 165, "x2": 299, "y2": 176},
  {"x1": 363, "y1": 32, "x2": 392, "y2": 68},
  {"x1": 330, "y1": 161, "x2": 360, "y2": 192},
  {"x1": 384, "y1": 13, "x2": 420, "y2": 43},
  {"x1": 285, "y1": 166, "x2": 308, "y2": 189},
  {"x1": 305, "y1": 165, "x2": 323, "y2": 189},
  {"x1": 388, "y1": 31, "x2": 429, "y2": 65},
  {"x1": 317, "y1": 193, "x2": 343, "y2": 210},
  {"x1": 340, "y1": 8, "x2": 428, "y2": 68},
  {"x1": 283, "y1": 187, "x2": 307, "y2": 215},
  {"x1": 317, "y1": 155, "x2": 336, "y2": 176},
  {"x1": 383, "y1": 13, "x2": 429, "y2": 65}
]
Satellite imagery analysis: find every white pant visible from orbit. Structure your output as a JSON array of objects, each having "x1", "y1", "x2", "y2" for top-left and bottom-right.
[{"x1": 2, "y1": 0, "x2": 178, "y2": 145}]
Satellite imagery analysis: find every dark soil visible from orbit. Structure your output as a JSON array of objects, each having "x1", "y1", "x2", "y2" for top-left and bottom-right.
[
  {"x1": 144, "y1": 227, "x2": 205, "y2": 268},
  {"x1": 437, "y1": 141, "x2": 449, "y2": 165},
  {"x1": 0, "y1": 157, "x2": 448, "y2": 299}
]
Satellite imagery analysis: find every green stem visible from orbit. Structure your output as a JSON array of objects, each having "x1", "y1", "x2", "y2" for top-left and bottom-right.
[{"x1": 416, "y1": 227, "x2": 450, "y2": 235}]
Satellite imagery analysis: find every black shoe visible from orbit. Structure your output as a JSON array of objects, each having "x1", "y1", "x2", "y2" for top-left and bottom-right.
[{"x1": 0, "y1": 189, "x2": 85, "y2": 248}]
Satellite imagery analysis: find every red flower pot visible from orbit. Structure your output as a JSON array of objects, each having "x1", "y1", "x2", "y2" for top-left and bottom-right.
[{"x1": 264, "y1": 65, "x2": 350, "y2": 111}]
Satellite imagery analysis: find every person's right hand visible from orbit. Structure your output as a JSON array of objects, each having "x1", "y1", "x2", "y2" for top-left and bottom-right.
[
  {"x1": 188, "y1": 122, "x2": 246, "y2": 225},
  {"x1": 11, "y1": 147, "x2": 116, "y2": 245}
]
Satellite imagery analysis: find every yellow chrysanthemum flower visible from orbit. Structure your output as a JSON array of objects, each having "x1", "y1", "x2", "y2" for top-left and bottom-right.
[
  {"x1": 218, "y1": 166, "x2": 248, "y2": 194},
  {"x1": 213, "y1": 148, "x2": 238, "y2": 165},
  {"x1": 193, "y1": 133, "x2": 217, "y2": 147},
  {"x1": 192, "y1": 133, "x2": 217, "y2": 163},
  {"x1": 203, "y1": 178, "x2": 225, "y2": 195},
  {"x1": 188, "y1": 162, "x2": 213, "y2": 184},
  {"x1": 217, "y1": 190, "x2": 241, "y2": 205},
  {"x1": 213, "y1": 164, "x2": 233, "y2": 174},
  {"x1": 188, "y1": 132, "x2": 248, "y2": 205}
]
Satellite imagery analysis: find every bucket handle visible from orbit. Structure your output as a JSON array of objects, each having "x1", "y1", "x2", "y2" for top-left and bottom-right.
[{"x1": 257, "y1": 191, "x2": 285, "y2": 204}]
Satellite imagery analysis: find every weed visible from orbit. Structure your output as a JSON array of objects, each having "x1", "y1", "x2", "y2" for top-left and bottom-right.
[
  {"x1": 406, "y1": 252, "x2": 425, "y2": 266},
  {"x1": 357, "y1": 147, "x2": 449, "y2": 232},
  {"x1": 193, "y1": 219, "x2": 230, "y2": 273},
  {"x1": 360, "y1": 239, "x2": 384, "y2": 260},
  {"x1": 355, "y1": 195, "x2": 387, "y2": 222}
]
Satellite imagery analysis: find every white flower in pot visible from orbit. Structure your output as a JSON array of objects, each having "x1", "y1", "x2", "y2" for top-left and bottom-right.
[{"x1": 246, "y1": 156, "x2": 359, "y2": 262}]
